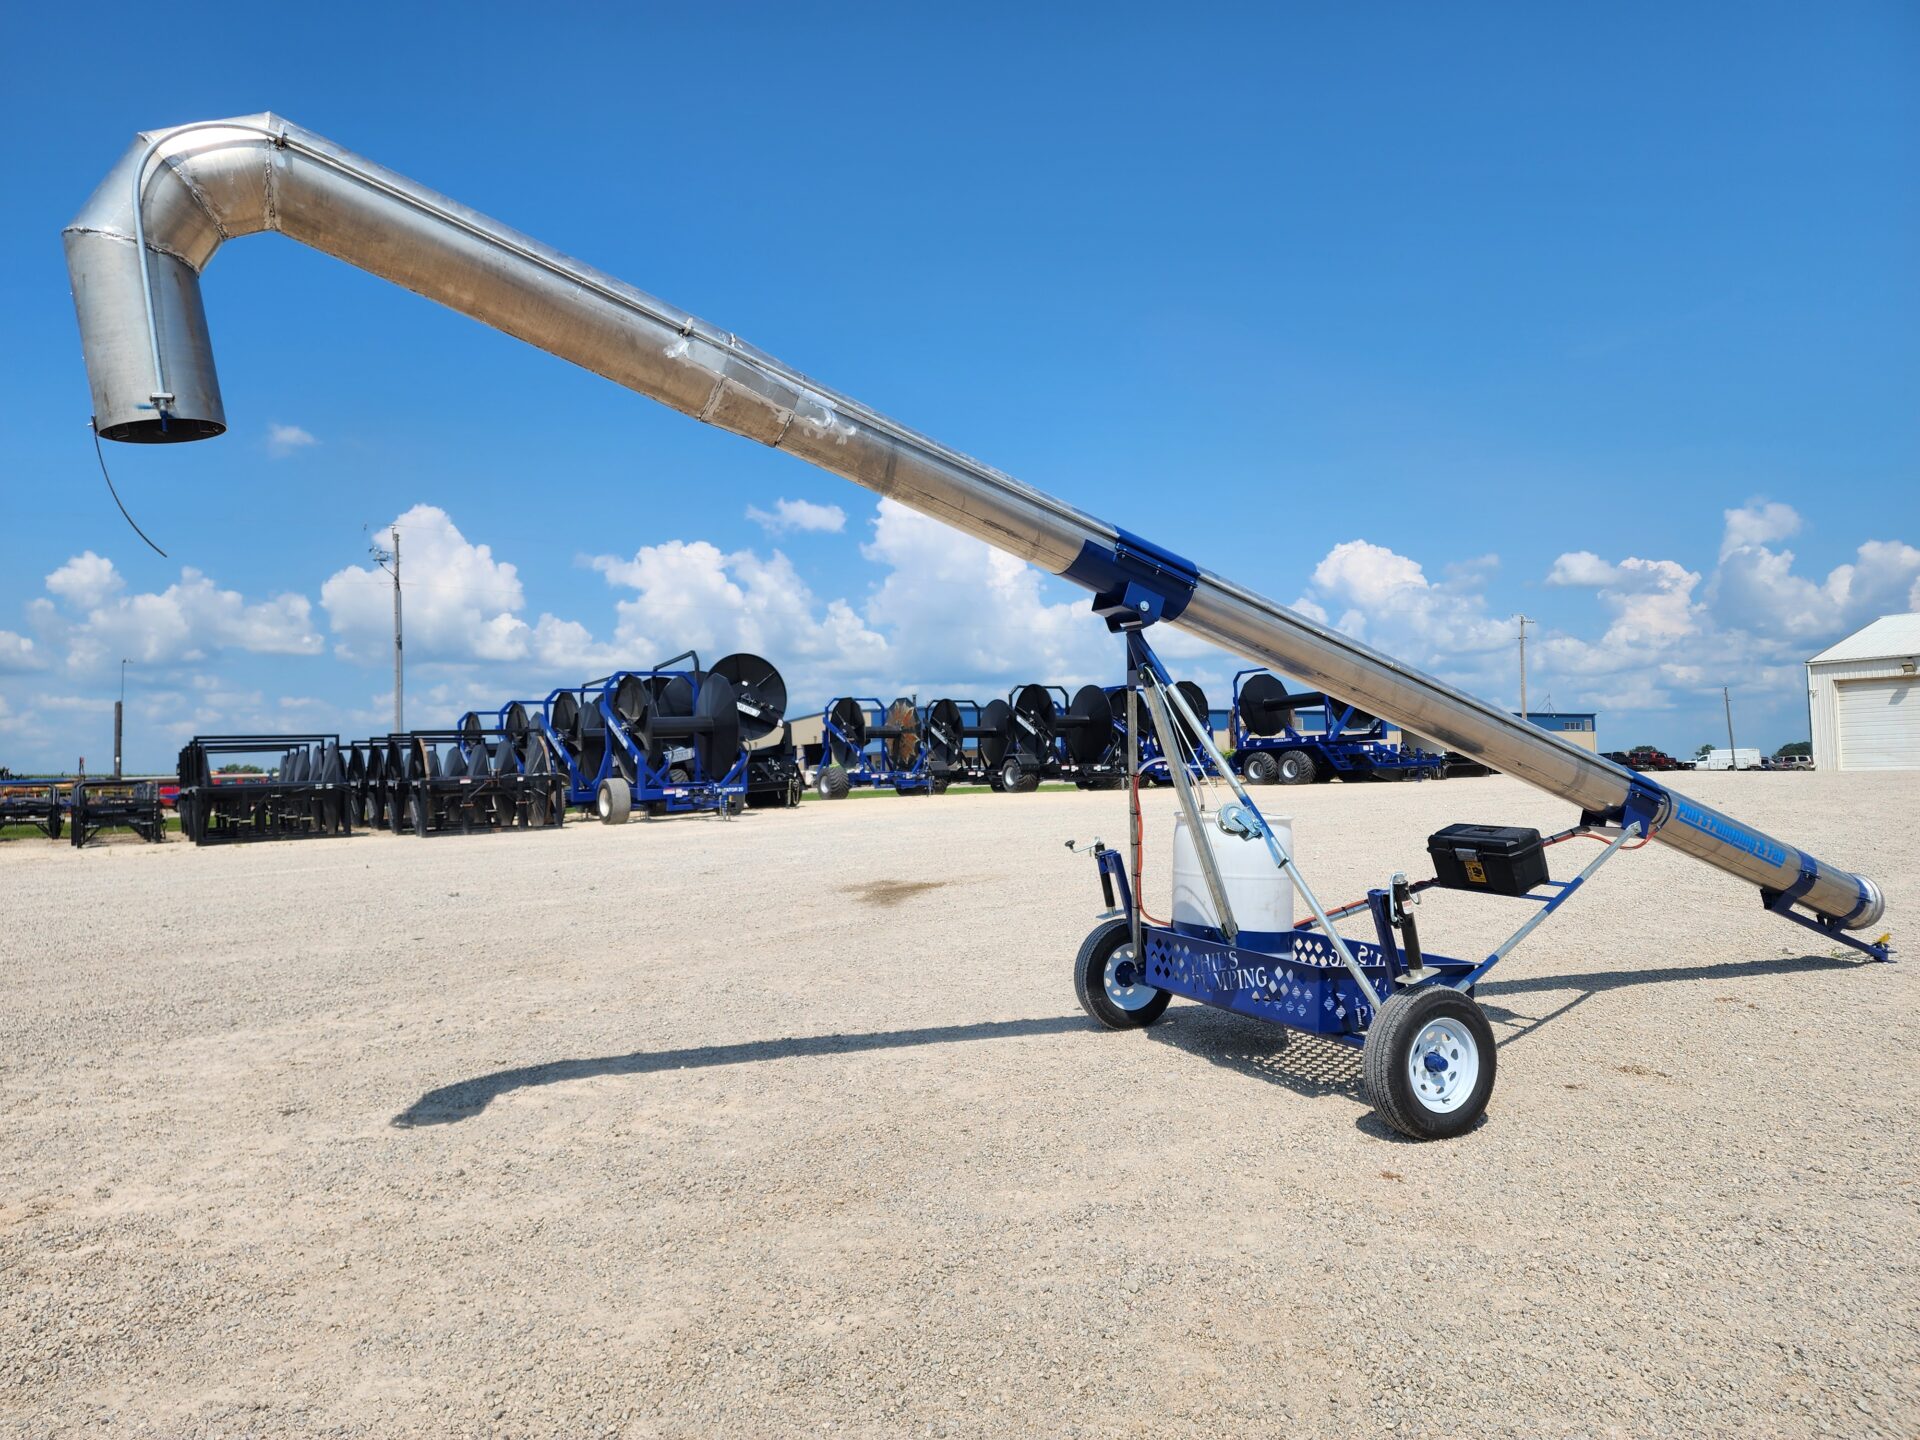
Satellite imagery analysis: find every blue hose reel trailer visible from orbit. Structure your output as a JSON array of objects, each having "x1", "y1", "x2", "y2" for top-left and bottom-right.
[
  {"x1": 522, "y1": 652, "x2": 796, "y2": 821},
  {"x1": 816, "y1": 696, "x2": 935, "y2": 798},
  {"x1": 1229, "y1": 669, "x2": 1446, "y2": 786},
  {"x1": 920, "y1": 698, "x2": 999, "y2": 790}
]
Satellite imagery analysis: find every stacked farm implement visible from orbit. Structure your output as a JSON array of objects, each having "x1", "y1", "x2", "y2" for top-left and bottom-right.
[
  {"x1": 69, "y1": 779, "x2": 166, "y2": 848},
  {"x1": 1, "y1": 781, "x2": 65, "y2": 839},
  {"x1": 374, "y1": 723, "x2": 566, "y2": 837},
  {"x1": 176, "y1": 736, "x2": 350, "y2": 845}
]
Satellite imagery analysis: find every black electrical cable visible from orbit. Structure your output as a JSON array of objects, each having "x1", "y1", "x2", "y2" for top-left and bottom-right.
[{"x1": 92, "y1": 422, "x2": 168, "y2": 558}]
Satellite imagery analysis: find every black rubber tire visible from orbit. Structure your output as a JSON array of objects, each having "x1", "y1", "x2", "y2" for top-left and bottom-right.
[
  {"x1": 818, "y1": 764, "x2": 852, "y2": 800},
  {"x1": 1276, "y1": 750, "x2": 1317, "y2": 785},
  {"x1": 1361, "y1": 985, "x2": 1497, "y2": 1141},
  {"x1": 1244, "y1": 752, "x2": 1280, "y2": 785},
  {"x1": 1073, "y1": 919, "x2": 1170, "y2": 1029},
  {"x1": 1002, "y1": 759, "x2": 1039, "y2": 794},
  {"x1": 596, "y1": 776, "x2": 632, "y2": 824},
  {"x1": 932, "y1": 778, "x2": 950, "y2": 795}
]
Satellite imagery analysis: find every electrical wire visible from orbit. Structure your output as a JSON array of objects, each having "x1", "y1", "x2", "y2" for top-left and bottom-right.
[
  {"x1": 1127, "y1": 763, "x2": 1170, "y2": 926},
  {"x1": 92, "y1": 424, "x2": 168, "y2": 558}
]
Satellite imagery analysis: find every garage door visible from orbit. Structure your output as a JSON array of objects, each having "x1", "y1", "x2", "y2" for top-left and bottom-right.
[{"x1": 1837, "y1": 677, "x2": 1920, "y2": 770}]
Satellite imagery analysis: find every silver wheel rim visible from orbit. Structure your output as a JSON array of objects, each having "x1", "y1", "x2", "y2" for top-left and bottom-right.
[
  {"x1": 1407, "y1": 1016, "x2": 1479, "y2": 1113},
  {"x1": 1103, "y1": 943, "x2": 1155, "y2": 1011},
  {"x1": 597, "y1": 788, "x2": 610, "y2": 817}
]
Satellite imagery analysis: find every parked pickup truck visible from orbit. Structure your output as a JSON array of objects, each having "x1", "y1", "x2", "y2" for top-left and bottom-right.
[{"x1": 1612, "y1": 746, "x2": 1693, "y2": 772}]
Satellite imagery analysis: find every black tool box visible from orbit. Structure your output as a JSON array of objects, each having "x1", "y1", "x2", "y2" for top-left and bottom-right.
[{"x1": 1426, "y1": 824, "x2": 1548, "y2": 896}]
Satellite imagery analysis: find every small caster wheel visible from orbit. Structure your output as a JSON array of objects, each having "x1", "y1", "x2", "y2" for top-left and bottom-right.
[
  {"x1": 1362, "y1": 985, "x2": 1496, "y2": 1140},
  {"x1": 1073, "y1": 919, "x2": 1169, "y2": 1029}
]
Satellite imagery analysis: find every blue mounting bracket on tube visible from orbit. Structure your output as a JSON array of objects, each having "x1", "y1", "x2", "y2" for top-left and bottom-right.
[
  {"x1": 1062, "y1": 529, "x2": 1199, "y2": 632},
  {"x1": 1581, "y1": 774, "x2": 1672, "y2": 838}
]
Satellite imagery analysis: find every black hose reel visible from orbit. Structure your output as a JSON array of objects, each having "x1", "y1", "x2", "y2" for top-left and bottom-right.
[
  {"x1": 1053, "y1": 684, "x2": 1116, "y2": 765},
  {"x1": 1239, "y1": 673, "x2": 1373, "y2": 736},
  {"x1": 612, "y1": 670, "x2": 742, "y2": 777}
]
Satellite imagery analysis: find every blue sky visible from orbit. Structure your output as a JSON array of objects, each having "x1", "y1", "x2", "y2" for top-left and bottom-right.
[{"x1": 2, "y1": 3, "x2": 1915, "y2": 771}]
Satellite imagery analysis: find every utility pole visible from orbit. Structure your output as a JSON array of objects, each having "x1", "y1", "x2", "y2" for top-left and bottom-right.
[
  {"x1": 1517, "y1": 616, "x2": 1535, "y2": 721},
  {"x1": 371, "y1": 526, "x2": 403, "y2": 731},
  {"x1": 115, "y1": 658, "x2": 129, "y2": 779},
  {"x1": 1723, "y1": 686, "x2": 1737, "y2": 769}
]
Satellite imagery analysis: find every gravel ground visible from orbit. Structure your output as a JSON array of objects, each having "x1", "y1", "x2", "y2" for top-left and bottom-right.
[{"x1": 2, "y1": 770, "x2": 1915, "y2": 1438}]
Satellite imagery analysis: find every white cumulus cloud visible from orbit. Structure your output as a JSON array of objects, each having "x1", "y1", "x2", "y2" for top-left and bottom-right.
[
  {"x1": 1545, "y1": 551, "x2": 1620, "y2": 588},
  {"x1": 745, "y1": 497, "x2": 847, "y2": 535},
  {"x1": 1719, "y1": 500, "x2": 1799, "y2": 560},
  {"x1": 267, "y1": 423, "x2": 319, "y2": 457},
  {"x1": 592, "y1": 539, "x2": 889, "y2": 686},
  {"x1": 36, "y1": 555, "x2": 322, "y2": 672},
  {"x1": 858, "y1": 500, "x2": 1115, "y2": 694},
  {"x1": 46, "y1": 551, "x2": 125, "y2": 610},
  {"x1": 1297, "y1": 540, "x2": 1515, "y2": 660},
  {"x1": 0, "y1": 630, "x2": 41, "y2": 673},
  {"x1": 321, "y1": 506, "x2": 532, "y2": 663}
]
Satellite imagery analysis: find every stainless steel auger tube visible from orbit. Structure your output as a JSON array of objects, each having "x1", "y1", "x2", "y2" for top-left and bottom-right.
[{"x1": 64, "y1": 115, "x2": 1884, "y2": 930}]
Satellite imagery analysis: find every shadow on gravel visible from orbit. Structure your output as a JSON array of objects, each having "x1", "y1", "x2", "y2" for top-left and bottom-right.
[
  {"x1": 1146, "y1": 1007, "x2": 1363, "y2": 1101},
  {"x1": 1476, "y1": 951, "x2": 1861, "y2": 1047},
  {"x1": 396, "y1": 953, "x2": 1869, "y2": 1128},
  {"x1": 1142, "y1": 950, "x2": 1864, "y2": 1102},
  {"x1": 393, "y1": 1014, "x2": 1090, "y2": 1127}
]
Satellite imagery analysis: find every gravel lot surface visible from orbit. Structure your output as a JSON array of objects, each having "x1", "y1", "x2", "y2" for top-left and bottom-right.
[{"x1": 3, "y1": 770, "x2": 1915, "y2": 1438}]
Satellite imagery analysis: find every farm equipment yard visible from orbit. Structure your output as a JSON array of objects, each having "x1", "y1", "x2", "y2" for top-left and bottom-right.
[{"x1": 3, "y1": 769, "x2": 1914, "y2": 1438}]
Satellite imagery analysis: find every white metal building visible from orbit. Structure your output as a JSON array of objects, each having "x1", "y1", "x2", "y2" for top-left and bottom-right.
[{"x1": 1806, "y1": 613, "x2": 1920, "y2": 771}]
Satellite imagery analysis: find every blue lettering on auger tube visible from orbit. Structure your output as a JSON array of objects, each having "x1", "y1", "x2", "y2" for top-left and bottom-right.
[{"x1": 1673, "y1": 800, "x2": 1788, "y2": 868}]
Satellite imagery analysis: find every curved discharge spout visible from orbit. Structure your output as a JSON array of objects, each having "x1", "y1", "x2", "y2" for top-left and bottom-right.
[{"x1": 64, "y1": 115, "x2": 1883, "y2": 930}]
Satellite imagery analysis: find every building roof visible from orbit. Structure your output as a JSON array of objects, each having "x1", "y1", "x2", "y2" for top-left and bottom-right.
[
  {"x1": 1807, "y1": 612, "x2": 1920, "y2": 665},
  {"x1": 1513, "y1": 711, "x2": 1596, "y2": 721}
]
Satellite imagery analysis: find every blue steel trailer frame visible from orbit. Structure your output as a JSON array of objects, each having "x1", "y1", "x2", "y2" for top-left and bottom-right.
[
  {"x1": 1074, "y1": 624, "x2": 1891, "y2": 1139},
  {"x1": 531, "y1": 666, "x2": 749, "y2": 818},
  {"x1": 818, "y1": 697, "x2": 936, "y2": 796},
  {"x1": 1092, "y1": 682, "x2": 1220, "y2": 787},
  {"x1": 1227, "y1": 668, "x2": 1446, "y2": 785}
]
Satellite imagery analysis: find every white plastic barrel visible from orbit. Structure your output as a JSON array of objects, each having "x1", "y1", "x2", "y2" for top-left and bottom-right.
[{"x1": 1171, "y1": 810, "x2": 1297, "y2": 938}]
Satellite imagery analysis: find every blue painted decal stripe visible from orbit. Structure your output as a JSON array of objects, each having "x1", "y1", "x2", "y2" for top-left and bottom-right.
[{"x1": 1672, "y1": 799, "x2": 1788, "y2": 869}]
